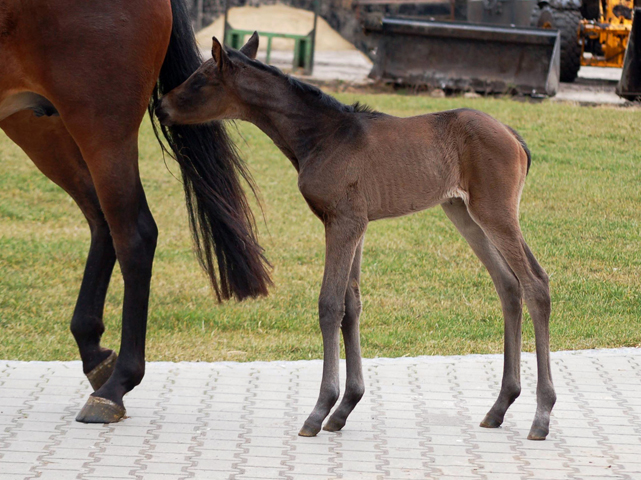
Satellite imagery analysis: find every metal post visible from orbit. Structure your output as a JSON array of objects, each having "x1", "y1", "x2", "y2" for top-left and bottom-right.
[
  {"x1": 266, "y1": 36, "x2": 273, "y2": 64},
  {"x1": 308, "y1": 0, "x2": 319, "y2": 75}
]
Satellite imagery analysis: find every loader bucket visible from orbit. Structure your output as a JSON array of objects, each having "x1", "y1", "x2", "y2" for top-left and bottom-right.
[
  {"x1": 616, "y1": 8, "x2": 641, "y2": 101},
  {"x1": 365, "y1": 17, "x2": 561, "y2": 96}
]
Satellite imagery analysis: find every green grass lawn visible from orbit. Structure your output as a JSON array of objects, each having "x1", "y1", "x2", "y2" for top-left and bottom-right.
[{"x1": 1, "y1": 94, "x2": 639, "y2": 362}]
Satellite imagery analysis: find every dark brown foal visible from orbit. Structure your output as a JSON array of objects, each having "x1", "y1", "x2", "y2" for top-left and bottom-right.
[
  {"x1": 157, "y1": 33, "x2": 556, "y2": 441},
  {"x1": 0, "y1": 1, "x2": 270, "y2": 423}
]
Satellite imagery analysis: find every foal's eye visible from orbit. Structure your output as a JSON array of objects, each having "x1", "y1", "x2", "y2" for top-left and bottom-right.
[{"x1": 190, "y1": 76, "x2": 207, "y2": 91}]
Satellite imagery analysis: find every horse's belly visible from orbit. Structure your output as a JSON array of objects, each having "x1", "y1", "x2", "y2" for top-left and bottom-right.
[
  {"x1": 364, "y1": 171, "x2": 453, "y2": 221},
  {"x1": 358, "y1": 128, "x2": 462, "y2": 221}
]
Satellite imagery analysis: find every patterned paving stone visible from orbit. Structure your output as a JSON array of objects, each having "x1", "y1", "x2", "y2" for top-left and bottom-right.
[{"x1": 1, "y1": 349, "x2": 641, "y2": 479}]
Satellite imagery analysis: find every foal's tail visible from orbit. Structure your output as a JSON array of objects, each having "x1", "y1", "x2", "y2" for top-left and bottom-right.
[
  {"x1": 506, "y1": 125, "x2": 532, "y2": 175},
  {"x1": 148, "y1": 0, "x2": 271, "y2": 301}
]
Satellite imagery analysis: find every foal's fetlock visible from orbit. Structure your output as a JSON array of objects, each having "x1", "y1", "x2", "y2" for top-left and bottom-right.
[
  {"x1": 299, "y1": 417, "x2": 323, "y2": 437},
  {"x1": 323, "y1": 414, "x2": 347, "y2": 432},
  {"x1": 505, "y1": 383, "x2": 522, "y2": 404},
  {"x1": 527, "y1": 417, "x2": 550, "y2": 441},
  {"x1": 480, "y1": 381, "x2": 521, "y2": 429},
  {"x1": 480, "y1": 410, "x2": 505, "y2": 429},
  {"x1": 300, "y1": 393, "x2": 339, "y2": 437},
  {"x1": 528, "y1": 394, "x2": 555, "y2": 440},
  {"x1": 324, "y1": 388, "x2": 364, "y2": 432}
]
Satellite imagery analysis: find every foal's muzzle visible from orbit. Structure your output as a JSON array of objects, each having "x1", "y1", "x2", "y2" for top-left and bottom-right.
[{"x1": 155, "y1": 103, "x2": 173, "y2": 126}]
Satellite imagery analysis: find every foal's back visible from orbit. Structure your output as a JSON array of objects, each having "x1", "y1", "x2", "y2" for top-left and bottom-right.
[{"x1": 326, "y1": 108, "x2": 528, "y2": 222}]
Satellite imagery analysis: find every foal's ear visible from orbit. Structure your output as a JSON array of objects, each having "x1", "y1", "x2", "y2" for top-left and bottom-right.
[
  {"x1": 211, "y1": 37, "x2": 229, "y2": 71},
  {"x1": 240, "y1": 31, "x2": 259, "y2": 60}
]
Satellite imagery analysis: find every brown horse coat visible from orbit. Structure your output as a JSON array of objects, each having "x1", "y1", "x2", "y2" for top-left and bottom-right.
[
  {"x1": 157, "y1": 33, "x2": 555, "y2": 441},
  {"x1": 1, "y1": 1, "x2": 270, "y2": 423}
]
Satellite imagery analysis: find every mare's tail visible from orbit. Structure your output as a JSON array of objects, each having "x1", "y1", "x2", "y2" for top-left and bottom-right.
[{"x1": 148, "y1": 0, "x2": 271, "y2": 301}]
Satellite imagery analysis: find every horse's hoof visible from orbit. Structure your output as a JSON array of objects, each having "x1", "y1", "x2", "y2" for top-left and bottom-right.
[
  {"x1": 86, "y1": 351, "x2": 118, "y2": 391},
  {"x1": 322, "y1": 416, "x2": 345, "y2": 432},
  {"x1": 76, "y1": 396, "x2": 125, "y2": 424},
  {"x1": 527, "y1": 426, "x2": 549, "y2": 441},
  {"x1": 479, "y1": 413, "x2": 503, "y2": 429},
  {"x1": 298, "y1": 421, "x2": 321, "y2": 437}
]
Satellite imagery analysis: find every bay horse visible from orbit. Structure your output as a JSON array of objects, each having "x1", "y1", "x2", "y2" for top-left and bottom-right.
[
  {"x1": 0, "y1": 1, "x2": 271, "y2": 423},
  {"x1": 156, "y1": 33, "x2": 556, "y2": 441}
]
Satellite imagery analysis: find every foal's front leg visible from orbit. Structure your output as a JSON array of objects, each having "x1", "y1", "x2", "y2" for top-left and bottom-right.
[
  {"x1": 299, "y1": 217, "x2": 367, "y2": 437},
  {"x1": 323, "y1": 236, "x2": 366, "y2": 432}
]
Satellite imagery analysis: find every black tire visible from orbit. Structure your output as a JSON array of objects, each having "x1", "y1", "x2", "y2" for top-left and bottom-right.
[
  {"x1": 580, "y1": 0, "x2": 601, "y2": 20},
  {"x1": 531, "y1": 5, "x2": 582, "y2": 82}
]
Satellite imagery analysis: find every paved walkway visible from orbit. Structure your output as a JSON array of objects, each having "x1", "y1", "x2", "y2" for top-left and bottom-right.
[{"x1": 1, "y1": 348, "x2": 641, "y2": 480}]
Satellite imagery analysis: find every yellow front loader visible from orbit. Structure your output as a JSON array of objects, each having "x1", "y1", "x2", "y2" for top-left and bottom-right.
[
  {"x1": 531, "y1": 0, "x2": 640, "y2": 98},
  {"x1": 580, "y1": 0, "x2": 635, "y2": 68}
]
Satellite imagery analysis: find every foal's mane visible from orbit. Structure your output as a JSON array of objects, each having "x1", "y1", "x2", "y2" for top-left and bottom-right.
[{"x1": 228, "y1": 50, "x2": 380, "y2": 116}]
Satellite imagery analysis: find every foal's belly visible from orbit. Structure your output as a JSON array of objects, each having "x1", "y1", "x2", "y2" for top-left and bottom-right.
[
  {"x1": 361, "y1": 154, "x2": 459, "y2": 221},
  {"x1": 359, "y1": 116, "x2": 461, "y2": 221},
  {"x1": 366, "y1": 190, "x2": 448, "y2": 221}
]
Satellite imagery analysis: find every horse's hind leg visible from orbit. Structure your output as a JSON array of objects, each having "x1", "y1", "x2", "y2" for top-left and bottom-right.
[
  {"x1": 0, "y1": 112, "x2": 117, "y2": 389},
  {"x1": 466, "y1": 198, "x2": 555, "y2": 441},
  {"x1": 442, "y1": 199, "x2": 523, "y2": 428},
  {"x1": 324, "y1": 235, "x2": 366, "y2": 432}
]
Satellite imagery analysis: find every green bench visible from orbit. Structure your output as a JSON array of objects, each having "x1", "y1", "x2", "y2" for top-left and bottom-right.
[
  {"x1": 222, "y1": 1, "x2": 320, "y2": 75},
  {"x1": 225, "y1": 29, "x2": 315, "y2": 74}
]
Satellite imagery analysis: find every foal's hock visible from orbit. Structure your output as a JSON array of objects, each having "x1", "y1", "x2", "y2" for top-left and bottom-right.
[{"x1": 158, "y1": 32, "x2": 555, "y2": 441}]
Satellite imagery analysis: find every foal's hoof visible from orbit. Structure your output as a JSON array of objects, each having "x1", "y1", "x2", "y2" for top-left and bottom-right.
[
  {"x1": 298, "y1": 421, "x2": 321, "y2": 437},
  {"x1": 480, "y1": 413, "x2": 503, "y2": 429},
  {"x1": 527, "y1": 426, "x2": 549, "y2": 441},
  {"x1": 76, "y1": 396, "x2": 126, "y2": 424},
  {"x1": 323, "y1": 416, "x2": 346, "y2": 432},
  {"x1": 86, "y1": 351, "x2": 118, "y2": 391}
]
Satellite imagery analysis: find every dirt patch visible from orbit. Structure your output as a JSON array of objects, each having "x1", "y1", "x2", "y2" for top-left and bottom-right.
[{"x1": 196, "y1": 4, "x2": 356, "y2": 52}]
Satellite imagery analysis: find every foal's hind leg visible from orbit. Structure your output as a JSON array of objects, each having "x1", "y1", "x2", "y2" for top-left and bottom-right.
[
  {"x1": 299, "y1": 215, "x2": 367, "y2": 437},
  {"x1": 0, "y1": 112, "x2": 117, "y2": 389},
  {"x1": 324, "y1": 235, "x2": 366, "y2": 432},
  {"x1": 442, "y1": 199, "x2": 523, "y2": 428},
  {"x1": 466, "y1": 200, "x2": 555, "y2": 440}
]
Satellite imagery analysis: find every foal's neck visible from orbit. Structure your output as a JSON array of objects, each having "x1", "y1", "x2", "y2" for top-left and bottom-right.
[{"x1": 239, "y1": 73, "x2": 361, "y2": 171}]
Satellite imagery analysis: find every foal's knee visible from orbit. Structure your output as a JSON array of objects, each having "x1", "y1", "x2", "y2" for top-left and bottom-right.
[
  {"x1": 498, "y1": 273, "x2": 523, "y2": 311},
  {"x1": 318, "y1": 297, "x2": 345, "y2": 329}
]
